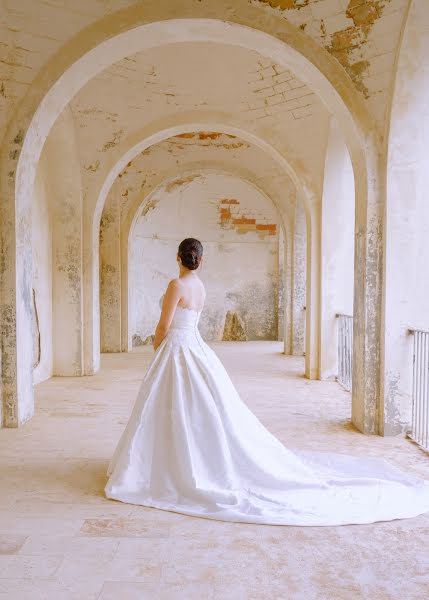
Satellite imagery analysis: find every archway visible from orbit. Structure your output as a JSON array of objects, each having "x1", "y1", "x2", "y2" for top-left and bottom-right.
[
  {"x1": 1, "y1": 13, "x2": 375, "y2": 433},
  {"x1": 91, "y1": 122, "x2": 313, "y2": 367},
  {"x1": 98, "y1": 161, "x2": 297, "y2": 356}
]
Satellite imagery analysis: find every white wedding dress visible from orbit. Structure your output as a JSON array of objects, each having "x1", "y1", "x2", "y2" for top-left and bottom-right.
[{"x1": 105, "y1": 304, "x2": 429, "y2": 526}]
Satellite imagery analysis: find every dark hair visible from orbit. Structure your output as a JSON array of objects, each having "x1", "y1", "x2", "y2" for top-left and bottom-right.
[{"x1": 178, "y1": 238, "x2": 203, "y2": 270}]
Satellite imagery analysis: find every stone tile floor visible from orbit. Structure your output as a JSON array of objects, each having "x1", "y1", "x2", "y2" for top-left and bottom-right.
[{"x1": 0, "y1": 342, "x2": 428, "y2": 599}]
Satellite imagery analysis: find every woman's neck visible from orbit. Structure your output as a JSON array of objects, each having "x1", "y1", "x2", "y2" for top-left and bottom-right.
[{"x1": 179, "y1": 266, "x2": 196, "y2": 277}]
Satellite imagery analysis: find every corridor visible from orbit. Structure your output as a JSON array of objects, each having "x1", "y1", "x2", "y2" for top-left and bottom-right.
[{"x1": 0, "y1": 342, "x2": 428, "y2": 600}]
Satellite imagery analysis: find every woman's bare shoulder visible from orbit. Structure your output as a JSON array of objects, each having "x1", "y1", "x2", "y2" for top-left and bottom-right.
[{"x1": 167, "y1": 277, "x2": 182, "y2": 289}]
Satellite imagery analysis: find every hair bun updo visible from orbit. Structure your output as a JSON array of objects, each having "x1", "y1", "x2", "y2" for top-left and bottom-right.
[{"x1": 178, "y1": 238, "x2": 203, "y2": 271}]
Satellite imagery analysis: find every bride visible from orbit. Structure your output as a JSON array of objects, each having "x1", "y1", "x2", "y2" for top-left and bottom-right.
[{"x1": 105, "y1": 238, "x2": 429, "y2": 526}]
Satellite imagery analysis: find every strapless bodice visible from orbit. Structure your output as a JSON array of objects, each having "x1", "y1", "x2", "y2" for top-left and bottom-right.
[{"x1": 170, "y1": 305, "x2": 202, "y2": 330}]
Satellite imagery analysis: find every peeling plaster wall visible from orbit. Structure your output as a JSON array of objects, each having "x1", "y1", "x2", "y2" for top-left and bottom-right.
[
  {"x1": 320, "y1": 119, "x2": 355, "y2": 380},
  {"x1": 129, "y1": 173, "x2": 280, "y2": 343},
  {"x1": 0, "y1": 0, "x2": 408, "y2": 152},
  {"x1": 252, "y1": 0, "x2": 409, "y2": 127},
  {"x1": 72, "y1": 41, "x2": 330, "y2": 218},
  {"x1": 32, "y1": 152, "x2": 53, "y2": 385},
  {"x1": 383, "y1": 0, "x2": 429, "y2": 435}
]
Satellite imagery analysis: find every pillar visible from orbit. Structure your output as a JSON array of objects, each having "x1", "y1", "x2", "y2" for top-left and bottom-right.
[
  {"x1": 291, "y1": 198, "x2": 306, "y2": 357},
  {"x1": 45, "y1": 108, "x2": 84, "y2": 376},
  {"x1": 100, "y1": 183, "x2": 122, "y2": 353},
  {"x1": 305, "y1": 200, "x2": 321, "y2": 380},
  {"x1": 319, "y1": 119, "x2": 354, "y2": 380}
]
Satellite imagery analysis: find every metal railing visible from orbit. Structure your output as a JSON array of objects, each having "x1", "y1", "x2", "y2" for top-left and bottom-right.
[
  {"x1": 336, "y1": 314, "x2": 353, "y2": 391},
  {"x1": 408, "y1": 329, "x2": 429, "y2": 451}
]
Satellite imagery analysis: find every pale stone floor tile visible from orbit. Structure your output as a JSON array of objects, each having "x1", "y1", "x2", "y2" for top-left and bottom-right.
[
  {"x1": 99, "y1": 581, "x2": 214, "y2": 600},
  {"x1": 80, "y1": 516, "x2": 170, "y2": 538},
  {"x1": 0, "y1": 515, "x2": 83, "y2": 536},
  {"x1": 6, "y1": 500, "x2": 134, "y2": 518},
  {"x1": 167, "y1": 515, "x2": 257, "y2": 539},
  {"x1": 0, "y1": 577, "x2": 104, "y2": 600},
  {"x1": 214, "y1": 583, "x2": 247, "y2": 600},
  {"x1": 56, "y1": 555, "x2": 161, "y2": 583},
  {"x1": 114, "y1": 537, "x2": 170, "y2": 559},
  {"x1": 1, "y1": 343, "x2": 429, "y2": 600},
  {"x1": 0, "y1": 593, "x2": 47, "y2": 600},
  {"x1": 19, "y1": 534, "x2": 119, "y2": 558},
  {"x1": 0, "y1": 554, "x2": 62, "y2": 578},
  {"x1": 161, "y1": 561, "x2": 217, "y2": 587}
]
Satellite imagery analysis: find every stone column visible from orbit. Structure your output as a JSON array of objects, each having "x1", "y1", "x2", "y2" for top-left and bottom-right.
[
  {"x1": 304, "y1": 200, "x2": 321, "y2": 380},
  {"x1": 100, "y1": 183, "x2": 122, "y2": 353},
  {"x1": 0, "y1": 128, "x2": 34, "y2": 427},
  {"x1": 277, "y1": 225, "x2": 285, "y2": 343},
  {"x1": 291, "y1": 198, "x2": 306, "y2": 357},
  {"x1": 279, "y1": 223, "x2": 293, "y2": 354},
  {"x1": 351, "y1": 136, "x2": 384, "y2": 434},
  {"x1": 319, "y1": 120, "x2": 354, "y2": 380},
  {"x1": 46, "y1": 108, "x2": 84, "y2": 376}
]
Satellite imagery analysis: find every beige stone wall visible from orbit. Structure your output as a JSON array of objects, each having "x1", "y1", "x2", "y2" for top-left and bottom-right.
[
  {"x1": 129, "y1": 173, "x2": 280, "y2": 344},
  {"x1": 0, "y1": 0, "x2": 409, "y2": 146}
]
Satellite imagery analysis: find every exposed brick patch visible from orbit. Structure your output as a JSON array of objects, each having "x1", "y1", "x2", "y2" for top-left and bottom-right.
[
  {"x1": 218, "y1": 199, "x2": 277, "y2": 237},
  {"x1": 233, "y1": 217, "x2": 256, "y2": 225},
  {"x1": 221, "y1": 199, "x2": 240, "y2": 205},
  {"x1": 244, "y1": 60, "x2": 317, "y2": 121},
  {"x1": 258, "y1": 0, "x2": 309, "y2": 8},
  {"x1": 256, "y1": 223, "x2": 276, "y2": 231}
]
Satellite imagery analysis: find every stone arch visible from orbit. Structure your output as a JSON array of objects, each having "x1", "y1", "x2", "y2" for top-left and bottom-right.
[
  {"x1": 0, "y1": 9, "x2": 377, "y2": 431},
  {"x1": 91, "y1": 122, "x2": 313, "y2": 371},
  {"x1": 99, "y1": 165, "x2": 293, "y2": 354}
]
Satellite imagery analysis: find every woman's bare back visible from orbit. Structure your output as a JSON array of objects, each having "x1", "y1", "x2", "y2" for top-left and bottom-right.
[{"x1": 175, "y1": 273, "x2": 206, "y2": 312}]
